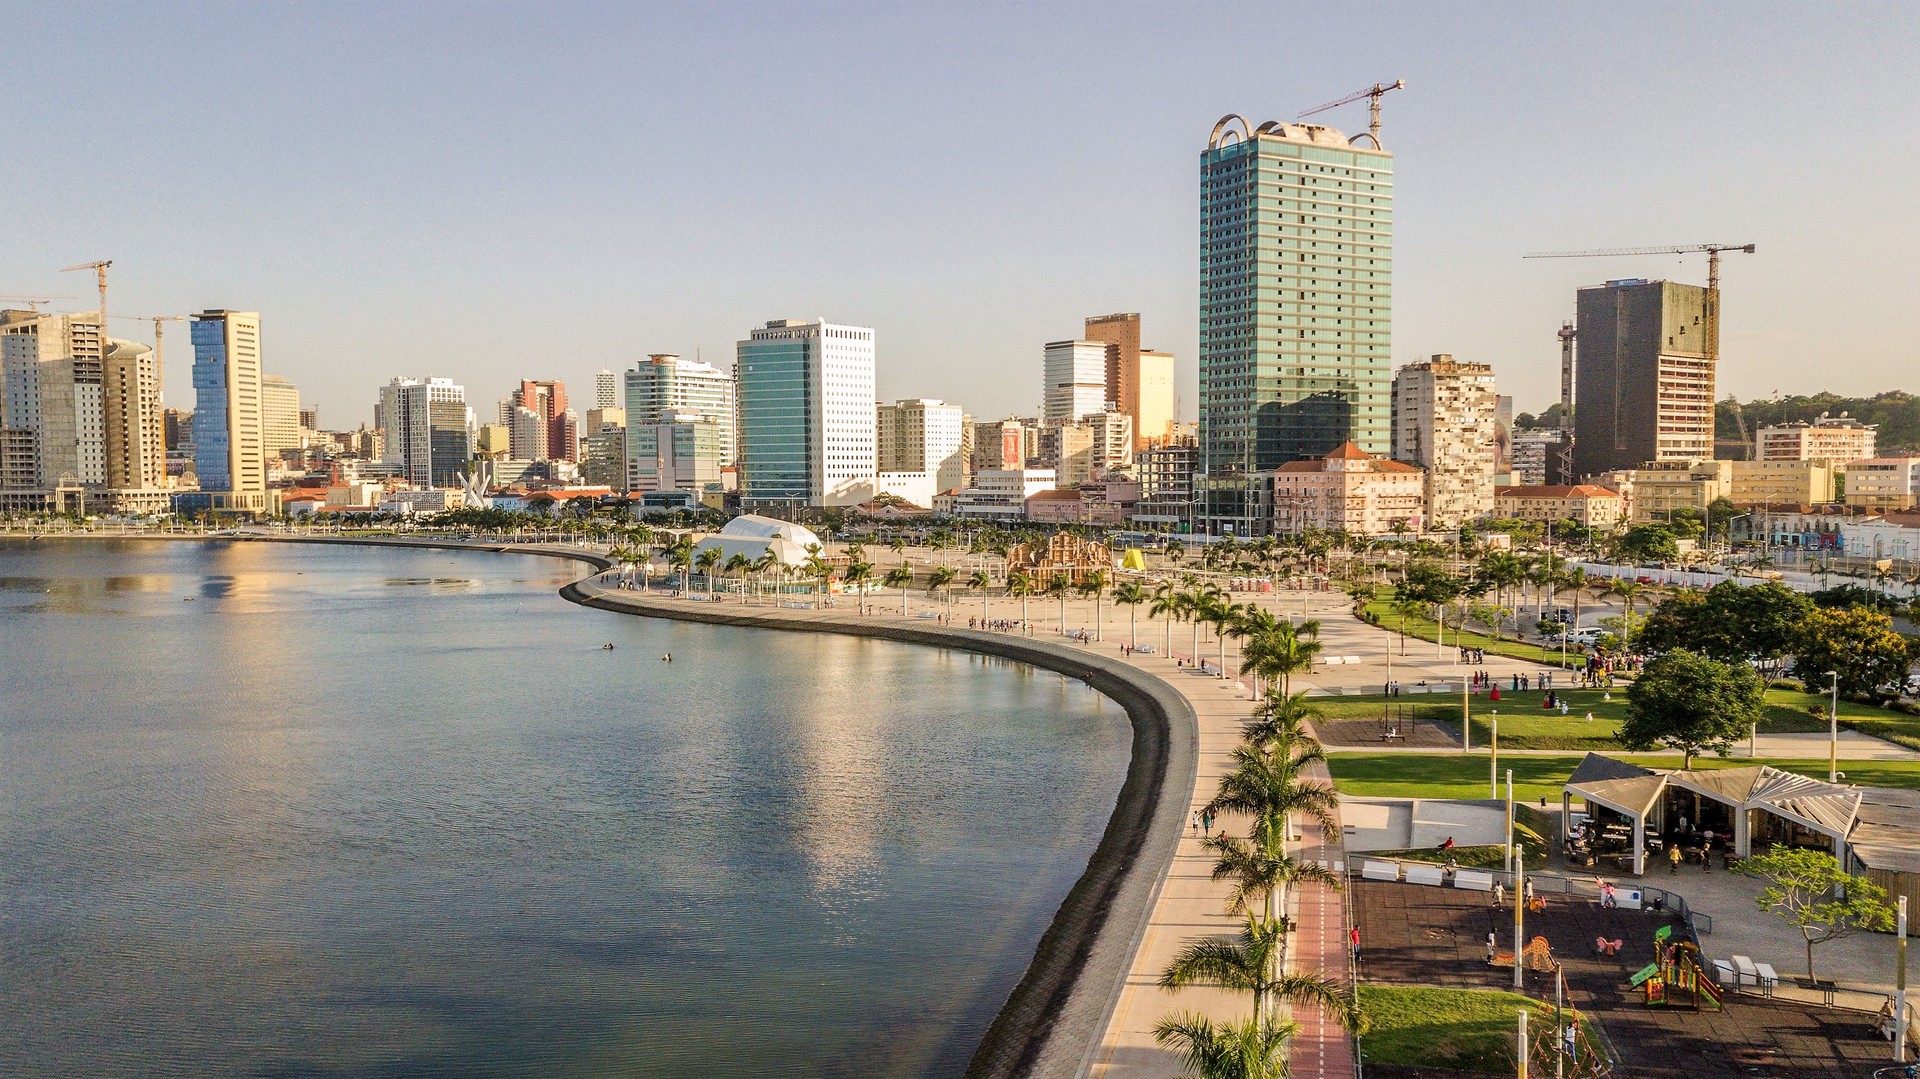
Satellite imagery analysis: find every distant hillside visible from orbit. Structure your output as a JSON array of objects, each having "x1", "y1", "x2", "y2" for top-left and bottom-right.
[{"x1": 1714, "y1": 392, "x2": 1920, "y2": 459}]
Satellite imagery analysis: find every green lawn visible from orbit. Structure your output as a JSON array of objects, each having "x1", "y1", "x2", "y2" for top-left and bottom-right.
[
  {"x1": 1357, "y1": 985, "x2": 1593, "y2": 1075},
  {"x1": 1328, "y1": 750, "x2": 1920, "y2": 801},
  {"x1": 1364, "y1": 587, "x2": 1567, "y2": 665},
  {"x1": 1312, "y1": 687, "x2": 1912, "y2": 753}
]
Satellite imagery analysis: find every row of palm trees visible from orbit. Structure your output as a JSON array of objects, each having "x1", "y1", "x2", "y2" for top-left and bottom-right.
[{"x1": 1154, "y1": 690, "x2": 1365, "y2": 1077}]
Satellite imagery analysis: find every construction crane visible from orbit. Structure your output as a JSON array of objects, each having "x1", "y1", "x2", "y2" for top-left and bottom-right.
[
  {"x1": 1522, "y1": 243, "x2": 1755, "y2": 291},
  {"x1": 0, "y1": 294, "x2": 78, "y2": 313},
  {"x1": 1297, "y1": 79, "x2": 1405, "y2": 147},
  {"x1": 1523, "y1": 243, "x2": 1757, "y2": 452},
  {"x1": 111, "y1": 314, "x2": 187, "y2": 399},
  {"x1": 60, "y1": 259, "x2": 113, "y2": 331}
]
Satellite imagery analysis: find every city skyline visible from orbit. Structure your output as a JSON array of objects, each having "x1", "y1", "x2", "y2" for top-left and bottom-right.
[{"x1": 3, "y1": 6, "x2": 1915, "y2": 430}]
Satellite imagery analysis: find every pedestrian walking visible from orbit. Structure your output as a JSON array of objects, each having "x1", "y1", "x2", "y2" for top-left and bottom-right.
[
  {"x1": 1493, "y1": 882, "x2": 1505, "y2": 909},
  {"x1": 1350, "y1": 925, "x2": 1361, "y2": 964},
  {"x1": 1190, "y1": 811, "x2": 1200, "y2": 836},
  {"x1": 1669, "y1": 843, "x2": 1682, "y2": 874},
  {"x1": 1486, "y1": 930, "x2": 1498, "y2": 965}
]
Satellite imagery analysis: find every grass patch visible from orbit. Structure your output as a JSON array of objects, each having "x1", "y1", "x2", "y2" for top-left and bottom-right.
[
  {"x1": 1311, "y1": 687, "x2": 1911, "y2": 752},
  {"x1": 1327, "y1": 751, "x2": 1920, "y2": 801},
  {"x1": 1364, "y1": 587, "x2": 1567, "y2": 665},
  {"x1": 1358, "y1": 985, "x2": 1593, "y2": 1075}
]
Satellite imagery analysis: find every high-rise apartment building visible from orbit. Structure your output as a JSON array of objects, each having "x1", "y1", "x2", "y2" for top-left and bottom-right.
[
  {"x1": 1084, "y1": 313, "x2": 1178, "y2": 449},
  {"x1": 189, "y1": 310, "x2": 268, "y2": 511},
  {"x1": 623, "y1": 354, "x2": 736, "y2": 463},
  {"x1": 1200, "y1": 115, "x2": 1394, "y2": 533},
  {"x1": 377, "y1": 376, "x2": 474, "y2": 488},
  {"x1": 1043, "y1": 339, "x2": 1111, "y2": 424},
  {"x1": 594, "y1": 368, "x2": 617, "y2": 410},
  {"x1": 1391, "y1": 355, "x2": 1498, "y2": 531},
  {"x1": 261, "y1": 374, "x2": 302, "y2": 465},
  {"x1": 581, "y1": 407, "x2": 627, "y2": 490},
  {"x1": 735, "y1": 319, "x2": 875, "y2": 506},
  {"x1": 1571, "y1": 279, "x2": 1714, "y2": 478},
  {"x1": 628, "y1": 411, "x2": 726, "y2": 495},
  {"x1": 876, "y1": 398, "x2": 967, "y2": 493},
  {"x1": 1, "y1": 310, "x2": 108, "y2": 493},
  {"x1": 510, "y1": 406, "x2": 550, "y2": 462},
  {"x1": 510, "y1": 379, "x2": 576, "y2": 462},
  {"x1": 1089, "y1": 410, "x2": 1135, "y2": 475},
  {"x1": 1757, "y1": 413, "x2": 1877, "y2": 467},
  {"x1": 971, "y1": 418, "x2": 1029, "y2": 474},
  {"x1": 103, "y1": 337, "x2": 164, "y2": 491}
]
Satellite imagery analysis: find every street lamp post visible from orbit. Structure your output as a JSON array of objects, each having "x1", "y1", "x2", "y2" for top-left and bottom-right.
[{"x1": 1831, "y1": 670, "x2": 1841, "y2": 783}]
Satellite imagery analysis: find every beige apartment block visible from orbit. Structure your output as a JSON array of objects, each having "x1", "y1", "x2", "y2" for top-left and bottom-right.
[
  {"x1": 1729, "y1": 459, "x2": 1834, "y2": 506},
  {"x1": 102, "y1": 338, "x2": 164, "y2": 490},
  {"x1": 1084, "y1": 312, "x2": 1177, "y2": 449},
  {"x1": 1391, "y1": 355, "x2": 1498, "y2": 531},
  {"x1": 1757, "y1": 413, "x2": 1877, "y2": 466},
  {"x1": 1494, "y1": 484, "x2": 1624, "y2": 530},
  {"x1": 1266, "y1": 442, "x2": 1424, "y2": 537},
  {"x1": 1843, "y1": 458, "x2": 1920, "y2": 511},
  {"x1": 261, "y1": 374, "x2": 302, "y2": 463},
  {"x1": 1617, "y1": 459, "x2": 1732, "y2": 523}
]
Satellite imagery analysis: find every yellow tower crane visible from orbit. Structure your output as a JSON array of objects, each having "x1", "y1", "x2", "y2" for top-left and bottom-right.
[{"x1": 60, "y1": 259, "x2": 113, "y2": 331}]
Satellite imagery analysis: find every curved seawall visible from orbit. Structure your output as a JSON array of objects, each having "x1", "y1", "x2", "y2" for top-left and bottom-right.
[{"x1": 249, "y1": 536, "x2": 1196, "y2": 1078}]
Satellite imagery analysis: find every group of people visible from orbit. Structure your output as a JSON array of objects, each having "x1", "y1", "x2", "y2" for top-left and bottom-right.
[
  {"x1": 967, "y1": 617, "x2": 1023, "y2": 631},
  {"x1": 1188, "y1": 809, "x2": 1217, "y2": 837},
  {"x1": 1459, "y1": 647, "x2": 1489, "y2": 664}
]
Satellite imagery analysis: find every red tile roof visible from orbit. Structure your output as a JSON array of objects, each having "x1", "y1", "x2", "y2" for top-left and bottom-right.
[{"x1": 1496, "y1": 484, "x2": 1621, "y2": 498}]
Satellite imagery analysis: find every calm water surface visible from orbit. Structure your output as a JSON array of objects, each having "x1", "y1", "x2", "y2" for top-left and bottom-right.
[{"x1": 0, "y1": 539, "x2": 1130, "y2": 1078}]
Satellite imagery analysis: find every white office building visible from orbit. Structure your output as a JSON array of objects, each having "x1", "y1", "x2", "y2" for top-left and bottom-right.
[
  {"x1": 1043, "y1": 339, "x2": 1111, "y2": 425},
  {"x1": 377, "y1": 376, "x2": 475, "y2": 488},
  {"x1": 624, "y1": 353, "x2": 736, "y2": 463},
  {"x1": 736, "y1": 319, "x2": 876, "y2": 507},
  {"x1": 877, "y1": 397, "x2": 967, "y2": 493}
]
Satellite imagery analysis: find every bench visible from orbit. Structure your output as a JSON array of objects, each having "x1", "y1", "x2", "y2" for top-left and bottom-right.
[
  {"x1": 1361, "y1": 860, "x2": 1400, "y2": 882},
  {"x1": 1713, "y1": 959, "x2": 1737, "y2": 987},
  {"x1": 1453, "y1": 869, "x2": 1495, "y2": 892},
  {"x1": 1754, "y1": 962, "x2": 1778, "y2": 995},
  {"x1": 1405, "y1": 864, "x2": 1446, "y2": 886},
  {"x1": 1732, "y1": 954, "x2": 1759, "y2": 987}
]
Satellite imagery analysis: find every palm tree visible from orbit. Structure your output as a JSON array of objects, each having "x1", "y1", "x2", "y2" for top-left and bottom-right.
[
  {"x1": 802, "y1": 544, "x2": 832, "y2": 609},
  {"x1": 1208, "y1": 743, "x2": 1339, "y2": 849},
  {"x1": 1238, "y1": 619, "x2": 1322, "y2": 698},
  {"x1": 1605, "y1": 578, "x2": 1646, "y2": 649},
  {"x1": 884, "y1": 565, "x2": 914, "y2": 615},
  {"x1": 967, "y1": 569, "x2": 991, "y2": 622},
  {"x1": 1152, "y1": 1012, "x2": 1296, "y2": 1079},
  {"x1": 1113, "y1": 581, "x2": 1149, "y2": 649},
  {"x1": 1160, "y1": 912, "x2": 1362, "y2": 1033},
  {"x1": 928, "y1": 565, "x2": 957, "y2": 620},
  {"x1": 1047, "y1": 572, "x2": 1073, "y2": 635},
  {"x1": 723, "y1": 552, "x2": 752, "y2": 601},
  {"x1": 1150, "y1": 582, "x2": 1181, "y2": 657},
  {"x1": 1193, "y1": 589, "x2": 1233, "y2": 673},
  {"x1": 1078, "y1": 569, "x2": 1109, "y2": 641},
  {"x1": 694, "y1": 546, "x2": 723, "y2": 598},
  {"x1": 751, "y1": 551, "x2": 778, "y2": 603},
  {"x1": 666, "y1": 537, "x2": 695, "y2": 594},
  {"x1": 1239, "y1": 692, "x2": 1324, "y2": 758},
  {"x1": 1205, "y1": 831, "x2": 1341, "y2": 951},
  {"x1": 1008, "y1": 570, "x2": 1034, "y2": 633},
  {"x1": 844, "y1": 560, "x2": 875, "y2": 614}
]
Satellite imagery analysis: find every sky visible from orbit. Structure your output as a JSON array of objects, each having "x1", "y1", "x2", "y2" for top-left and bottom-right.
[{"x1": 3, "y1": 2, "x2": 1916, "y2": 429}]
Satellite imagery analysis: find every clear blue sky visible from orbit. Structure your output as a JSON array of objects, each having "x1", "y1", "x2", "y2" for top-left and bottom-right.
[{"x1": 3, "y1": 3, "x2": 1914, "y2": 429}]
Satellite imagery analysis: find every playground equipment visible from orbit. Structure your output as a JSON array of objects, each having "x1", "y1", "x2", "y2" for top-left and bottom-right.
[{"x1": 1630, "y1": 927, "x2": 1723, "y2": 1010}]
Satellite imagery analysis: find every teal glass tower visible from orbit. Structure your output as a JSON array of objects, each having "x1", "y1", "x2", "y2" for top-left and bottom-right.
[{"x1": 1199, "y1": 116, "x2": 1393, "y2": 533}]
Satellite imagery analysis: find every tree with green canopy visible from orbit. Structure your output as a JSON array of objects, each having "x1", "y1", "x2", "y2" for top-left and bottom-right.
[
  {"x1": 1791, "y1": 606, "x2": 1913, "y2": 700},
  {"x1": 1734, "y1": 846, "x2": 1895, "y2": 983},
  {"x1": 1616, "y1": 649, "x2": 1765, "y2": 767}
]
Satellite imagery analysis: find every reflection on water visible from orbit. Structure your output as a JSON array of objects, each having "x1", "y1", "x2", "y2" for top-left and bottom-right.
[{"x1": 0, "y1": 539, "x2": 1130, "y2": 1079}]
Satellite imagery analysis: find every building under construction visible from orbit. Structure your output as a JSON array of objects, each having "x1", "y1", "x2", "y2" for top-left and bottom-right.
[{"x1": 1570, "y1": 279, "x2": 1715, "y2": 479}]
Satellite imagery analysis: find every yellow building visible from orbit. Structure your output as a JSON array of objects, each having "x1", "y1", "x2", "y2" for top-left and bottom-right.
[
  {"x1": 1493, "y1": 484, "x2": 1624, "y2": 530},
  {"x1": 1729, "y1": 459, "x2": 1834, "y2": 506},
  {"x1": 1613, "y1": 459, "x2": 1732, "y2": 523}
]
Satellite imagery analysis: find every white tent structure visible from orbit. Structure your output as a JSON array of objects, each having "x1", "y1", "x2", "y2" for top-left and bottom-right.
[{"x1": 691, "y1": 514, "x2": 823, "y2": 569}]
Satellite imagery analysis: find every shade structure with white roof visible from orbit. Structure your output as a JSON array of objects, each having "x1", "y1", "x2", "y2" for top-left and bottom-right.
[
  {"x1": 1561, "y1": 753, "x2": 1901, "y2": 882},
  {"x1": 690, "y1": 514, "x2": 824, "y2": 569}
]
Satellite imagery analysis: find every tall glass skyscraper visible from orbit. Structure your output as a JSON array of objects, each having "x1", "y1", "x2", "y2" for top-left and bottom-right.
[
  {"x1": 736, "y1": 319, "x2": 875, "y2": 507},
  {"x1": 189, "y1": 310, "x2": 267, "y2": 512},
  {"x1": 1199, "y1": 116, "x2": 1393, "y2": 533}
]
